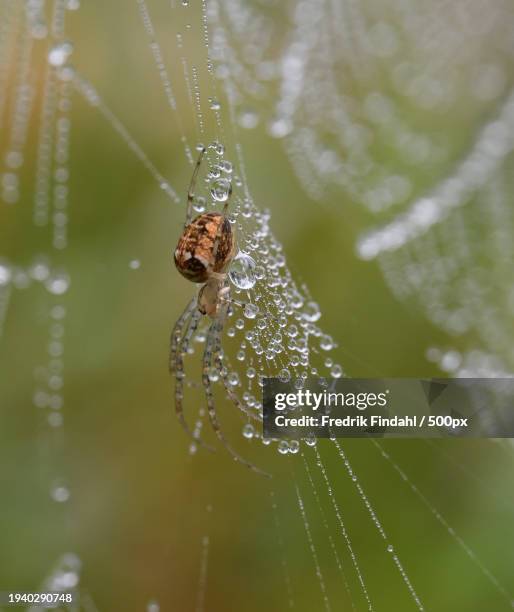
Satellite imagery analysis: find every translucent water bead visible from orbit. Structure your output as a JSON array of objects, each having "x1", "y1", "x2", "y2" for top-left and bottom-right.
[
  {"x1": 210, "y1": 178, "x2": 231, "y2": 202},
  {"x1": 48, "y1": 41, "x2": 73, "y2": 67},
  {"x1": 229, "y1": 251, "x2": 256, "y2": 289}
]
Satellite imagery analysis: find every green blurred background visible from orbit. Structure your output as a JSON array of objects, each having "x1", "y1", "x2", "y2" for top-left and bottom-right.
[{"x1": 1, "y1": 1, "x2": 513, "y2": 611}]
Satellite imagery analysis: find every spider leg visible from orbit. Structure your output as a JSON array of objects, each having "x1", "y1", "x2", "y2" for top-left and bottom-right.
[
  {"x1": 202, "y1": 310, "x2": 271, "y2": 478},
  {"x1": 213, "y1": 326, "x2": 262, "y2": 425},
  {"x1": 185, "y1": 146, "x2": 206, "y2": 226},
  {"x1": 171, "y1": 298, "x2": 215, "y2": 453},
  {"x1": 169, "y1": 298, "x2": 196, "y2": 374}
]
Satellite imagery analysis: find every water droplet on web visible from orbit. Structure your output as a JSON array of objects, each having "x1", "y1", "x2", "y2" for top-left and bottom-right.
[
  {"x1": 208, "y1": 368, "x2": 219, "y2": 382},
  {"x1": 48, "y1": 41, "x2": 73, "y2": 67},
  {"x1": 303, "y1": 301, "x2": 321, "y2": 322},
  {"x1": 331, "y1": 364, "x2": 343, "y2": 378},
  {"x1": 229, "y1": 251, "x2": 256, "y2": 289},
  {"x1": 51, "y1": 482, "x2": 70, "y2": 503},
  {"x1": 147, "y1": 600, "x2": 160, "y2": 612},
  {"x1": 244, "y1": 303, "x2": 259, "y2": 319},
  {"x1": 129, "y1": 259, "x2": 141, "y2": 270},
  {"x1": 209, "y1": 98, "x2": 221, "y2": 110},
  {"x1": 0, "y1": 260, "x2": 12, "y2": 285},
  {"x1": 29, "y1": 258, "x2": 50, "y2": 281},
  {"x1": 304, "y1": 434, "x2": 317, "y2": 447},
  {"x1": 278, "y1": 440, "x2": 289, "y2": 455},
  {"x1": 227, "y1": 372, "x2": 239, "y2": 387},
  {"x1": 238, "y1": 108, "x2": 259, "y2": 129},
  {"x1": 208, "y1": 165, "x2": 221, "y2": 179},
  {"x1": 242, "y1": 423, "x2": 255, "y2": 439},
  {"x1": 193, "y1": 203, "x2": 206, "y2": 213},
  {"x1": 387, "y1": 544, "x2": 394, "y2": 553},
  {"x1": 246, "y1": 367, "x2": 256, "y2": 379},
  {"x1": 254, "y1": 265, "x2": 265, "y2": 280},
  {"x1": 210, "y1": 178, "x2": 231, "y2": 202},
  {"x1": 289, "y1": 440, "x2": 300, "y2": 454},
  {"x1": 48, "y1": 412, "x2": 63, "y2": 428},
  {"x1": 45, "y1": 271, "x2": 70, "y2": 295},
  {"x1": 279, "y1": 368, "x2": 291, "y2": 383},
  {"x1": 268, "y1": 117, "x2": 292, "y2": 139},
  {"x1": 320, "y1": 334, "x2": 334, "y2": 350}
]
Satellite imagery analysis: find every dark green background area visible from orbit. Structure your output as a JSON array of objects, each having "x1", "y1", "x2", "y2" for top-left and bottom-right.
[{"x1": 1, "y1": 2, "x2": 513, "y2": 611}]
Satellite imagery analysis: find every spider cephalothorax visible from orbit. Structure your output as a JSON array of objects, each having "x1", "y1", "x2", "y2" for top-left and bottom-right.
[{"x1": 174, "y1": 212, "x2": 235, "y2": 284}]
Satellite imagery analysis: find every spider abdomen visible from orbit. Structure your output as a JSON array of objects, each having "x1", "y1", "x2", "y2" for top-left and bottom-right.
[{"x1": 174, "y1": 212, "x2": 234, "y2": 283}]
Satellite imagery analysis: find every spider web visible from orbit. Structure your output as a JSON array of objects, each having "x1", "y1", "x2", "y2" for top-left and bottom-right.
[
  {"x1": 1, "y1": 1, "x2": 514, "y2": 611},
  {"x1": 211, "y1": 0, "x2": 514, "y2": 377}
]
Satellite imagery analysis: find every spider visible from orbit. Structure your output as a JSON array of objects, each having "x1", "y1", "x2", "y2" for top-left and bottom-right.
[{"x1": 169, "y1": 147, "x2": 270, "y2": 478}]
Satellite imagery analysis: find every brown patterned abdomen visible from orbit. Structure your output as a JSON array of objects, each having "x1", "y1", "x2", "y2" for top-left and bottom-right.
[{"x1": 174, "y1": 212, "x2": 235, "y2": 283}]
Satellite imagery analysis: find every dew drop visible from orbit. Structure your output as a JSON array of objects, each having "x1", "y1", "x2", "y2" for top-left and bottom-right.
[
  {"x1": 45, "y1": 271, "x2": 70, "y2": 295},
  {"x1": 48, "y1": 41, "x2": 73, "y2": 67},
  {"x1": 268, "y1": 117, "x2": 292, "y2": 139},
  {"x1": 387, "y1": 544, "x2": 394, "y2": 553},
  {"x1": 210, "y1": 178, "x2": 231, "y2": 202},
  {"x1": 304, "y1": 434, "x2": 317, "y2": 447},
  {"x1": 238, "y1": 108, "x2": 259, "y2": 129},
  {"x1": 0, "y1": 260, "x2": 12, "y2": 285},
  {"x1": 279, "y1": 369, "x2": 291, "y2": 383},
  {"x1": 289, "y1": 440, "x2": 300, "y2": 454},
  {"x1": 129, "y1": 259, "x2": 141, "y2": 270},
  {"x1": 229, "y1": 252, "x2": 256, "y2": 289},
  {"x1": 320, "y1": 334, "x2": 334, "y2": 351},
  {"x1": 147, "y1": 600, "x2": 160, "y2": 612},
  {"x1": 278, "y1": 440, "x2": 289, "y2": 455},
  {"x1": 242, "y1": 423, "x2": 255, "y2": 439},
  {"x1": 48, "y1": 412, "x2": 63, "y2": 428},
  {"x1": 331, "y1": 364, "x2": 343, "y2": 378},
  {"x1": 51, "y1": 482, "x2": 70, "y2": 503},
  {"x1": 303, "y1": 301, "x2": 321, "y2": 322},
  {"x1": 227, "y1": 372, "x2": 239, "y2": 387},
  {"x1": 208, "y1": 368, "x2": 219, "y2": 382},
  {"x1": 244, "y1": 303, "x2": 259, "y2": 319}
]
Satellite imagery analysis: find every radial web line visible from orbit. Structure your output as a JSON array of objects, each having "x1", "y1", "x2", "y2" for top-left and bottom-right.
[
  {"x1": 424, "y1": 439, "x2": 514, "y2": 513},
  {"x1": 313, "y1": 446, "x2": 375, "y2": 611},
  {"x1": 370, "y1": 439, "x2": 514, "y2": 607},
  {"x1": 331, "y1": 439, "x2": 424, "y2": 610},
  {"x1": 136, "y1": 0, "x2": 194, "y2": 164},
  {"x1": 270, "y1": 490, "x2": 295, "y2": 610},
  {"x1": 72, "y1": 73, "x2": 180, "y2": 204},
  {"x1": 294, "y1": 480, "x2": 332, "y2": 612},
  {"x1": 301, "y1": 451, "x2": 356, "y2": 611},
  {"x1": 195, "y1": 534, "x2": 210, "y2": 612}
]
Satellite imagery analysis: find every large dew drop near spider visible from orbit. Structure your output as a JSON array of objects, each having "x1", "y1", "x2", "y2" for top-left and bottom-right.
[{"x1": 170, "y1": 147, "x2": 271, "y2": 478}]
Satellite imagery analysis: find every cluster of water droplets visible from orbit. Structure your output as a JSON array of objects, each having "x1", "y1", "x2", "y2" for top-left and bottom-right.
[
  {"x1": 208, "y1": 0, "x2": 514, "y2": 374},
  {"x1": 180, "y1": 143, "x2": 343, "y2": 454}
]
